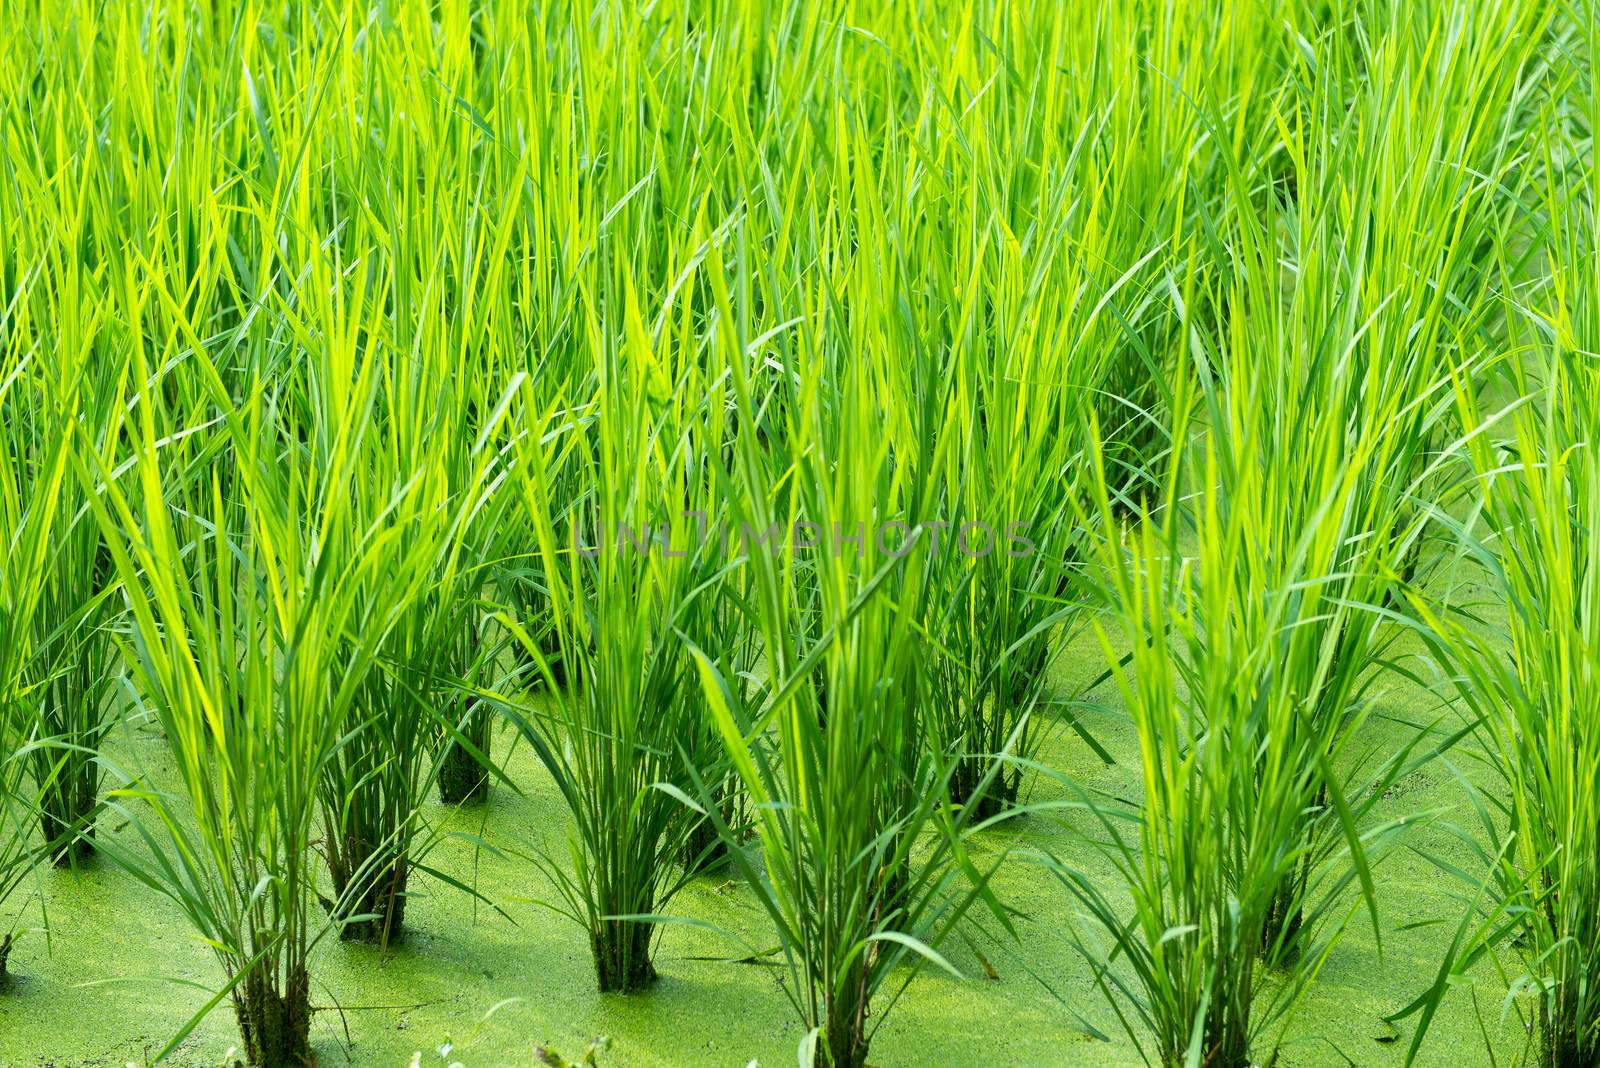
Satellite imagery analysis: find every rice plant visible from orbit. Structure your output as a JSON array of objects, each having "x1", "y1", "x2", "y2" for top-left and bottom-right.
[
  {"x1": 3, "y1": 321, "x2": 124, "y2": 870},
  {"x1": 1396, "y1": 33, "x2": 1600, "y2": 1063},
  {"x1": 1417, "y1": 358, "x2": 1600, "y2": 1067},
  {"x1": 0, "y1": 323, "x2": 73, "y2": 977},
  {"x1": 1059, "y1": 384, "x2": 1424, "y2": 1065},
  {"x1": 1041, "y1": 0, "x2": 1546, "y2": 1044},
  {"x1": 307, "y1": 316, "x2": 515, "y2": 945},
  {"x1": 81, "y1": 291, "x2": 447, "y2": 1063},
  {"x1": 680, "y1": 187, "x2": 1013, "y2": 1064},
  {"x1": 502, "y1": 255, "x2": 735, "y2": 992},
  {"x1": 0, "y1": 4, "x2": 153, "y2": 872},
  {"x1": 1206, "y1": 0, "x2": 1545, "y2": 961},
  {"x1": 909, "y1": 62, "x2": 1115, "y2": 818}
]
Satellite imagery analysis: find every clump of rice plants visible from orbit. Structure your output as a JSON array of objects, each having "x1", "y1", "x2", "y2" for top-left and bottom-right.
[
  {"x1": 1045, "y1": 0, "x2": 1552, "y2": 1052},
  {"x1": 7, "y1": 340, "x2": 123, "y2": 868},
  {"x1": 1248, "y1": 0, "x2": 1548, "y2": 959},
  {"x1": 1059, "y1": 394, "x2": 1414, "y2": 1065},
  {"x1": 220, "y1": 2, "x2": 535, "y2": 939},
  {"x1": 0, "y1": 36, "x2": 136, "y2": 868},
  {"x1": 686, "y1": 204, "x2": 1008, "y2": 1065},
  {"x1": 1416, "y1": 345, "x2": 1600, "y2": 1068},
  {"x1": 503, "y1": 259, "x2": 734, "y2": 992},
  {"x1": 1072, "y1": 0, "x2": 1293, "y2": 510},
  {"x1": 908, "y1": 39, "x2": 1113, "y2": 817},
  {"x1": 909, "y1": 0, "x2": 1313, "y2": 820},
  {"x1": 83, "y1": 322, "x2": 445, "y2": 1062},
  {"x1": 0, "y1": 337, "x2": 74, "y2": 977},
  {"x1": 24, "y1": 518, "x2": 117, "y2": 868},
  {"x1": 1397, "y1": 51, "x2": 1600, "y2": 1064},
  {"x1": 311, "y1": 343, "x2": 514, "y2": 945}
]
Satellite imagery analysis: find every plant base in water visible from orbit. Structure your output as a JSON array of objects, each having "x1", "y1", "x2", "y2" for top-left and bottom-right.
[
  {"x1": 1260, "y1": 803, "x2": 1318, "y2": 967},
  {"x1": 819, "y1": 987, "x2": 870, "y2": 1068},
  {"x1": 1540, "y1": 1011, "x2": 1600, "y2": 1068},
  {"x1": 679, "y1": 814, "x2": 729, "y2": 874},
  {"x1": 43, "y1": 814, "x2": 94, "y2": 867},
  {"x1": 680, "y1": 776, "x2": 745, "y2": 873},
  {"x1": 523, "y1": 642, "x2": 567, "y2": 690},
  {"x1": 327, "y1": 848, "x2": 409, "y2": 945},
  {"x1": 950, "y1": 757, "x2": 1019, "y2": 823},
  {"x1": 1199, "y1": 1034, "x2": 1251, "y2": 1068},
  {"x1": 591, "y1": 920, "x2": 656, "y2": 993},
  {"x1": 437, "y1": 730, "x2": 490, "y2": 805},
  {"x1": 234, "y1": 962, "x2": 312, "y2": 1067},
  {"x1": 40, "y1": 761, "x2": 99, "y2": 867},
  {"x1": 1260, "y1": 890, "x2": 1305, "y2": 967},
  {"x1": 816, "y1": 1035, "x2": 869, "y2": 1068},
  {"x1": 546, "y1": 646, "x2": 568, "y2": 689},
  {"x1": 0, "y1": 932, "x2": 11, "y2": 984}
]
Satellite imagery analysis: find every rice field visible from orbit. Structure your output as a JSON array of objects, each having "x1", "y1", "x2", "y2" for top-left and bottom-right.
[{"x1": 0, "y1": 0, "x2": 1595, "y2": 1065}]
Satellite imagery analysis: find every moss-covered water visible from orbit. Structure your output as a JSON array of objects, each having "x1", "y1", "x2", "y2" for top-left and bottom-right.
[{"x1": 0, "y1": 632, "x2": 1523, "y2": 1067}]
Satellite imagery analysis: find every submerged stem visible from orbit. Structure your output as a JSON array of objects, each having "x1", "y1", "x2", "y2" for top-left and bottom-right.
[{"x1": 234, "y1": 961, "x2": 312, "y2": 1068}]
